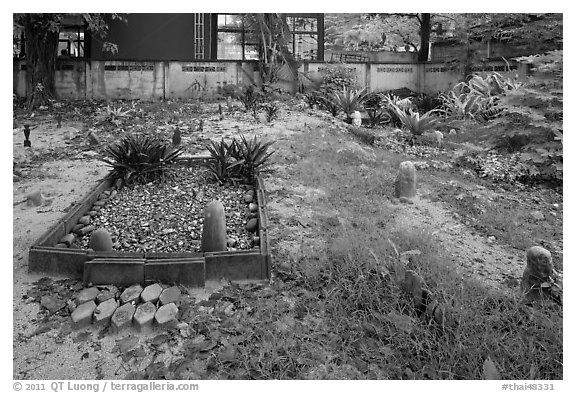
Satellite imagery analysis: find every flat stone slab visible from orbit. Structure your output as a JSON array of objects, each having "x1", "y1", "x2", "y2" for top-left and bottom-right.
[
  {"x1": 96, "y1": 286, "x2": 119, "y2": 304},
  {"x1": 159, "y1": 286, "x2": 181, "y2": 306},
  {"x1": 140, "y1": 283, "x2": 163, "y2": 304},
  {"x1": 111, "y1": 303, "x2": 136, "y2": 333},
  {"x1": 71, "y1": 301, "x2": 97, "y2": 330},
  {"x1": 154, "y1": 303, "x2": 179, "y2": 328},
  {"x1": 120, "y1": 284, "x2": 143, "y2": 305},
  {"x1": 133, "y1": 302, "x2": 157, "y2": 333},
  {"x1": 93, "y1": 298, "x2": 118, "y2": 327},
  {"x1": 75, "y1": 287, "x2": 100, "y2": 306}
]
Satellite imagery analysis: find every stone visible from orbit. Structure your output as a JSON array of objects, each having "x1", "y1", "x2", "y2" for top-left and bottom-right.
[
  {"x1": 227, "y1": 238, "x2": 238, "y2": 248},
  {"x1": 248, "y1": 203, "x2": 258, "y2": 213},
  {"x1": 89, "y1": 228, "x2": 113, "y2": 251},
  {"x1": 78, "y1": 225, "x2": 95, "y2": 236},
  {"x1": 395, "y1": 161, "x2": 417, "y2": 199},
  {"x1": 530, "y1": 211, "x2": 545, "y2": 221},
  {"x1": 120, "y1": 284, "x2": 143, "y2": 305},
  {"x1": 73, "y1": 224, "x2": 85, "y2": 234},
  {"x1": 159, "y1": 286, "x2": 182, "y2": 306},
  {"x1": 111, "y1": 303, "x2": 135, "y2": 332},
  {"x1": 403, "y1": 270, "x2": 426, "y2": 312},
  {"x1": 26, "y1": 190, "x2": 44, "y2": 207},
  {"x1": 140, "y1": 283, "x2": 163, "y2": 304},
  {"x1": 75, "y1": 287, "x2": 100, "y2": 306},
  {"x1": 433, "y1": 130, "x2": 443, "y2": 147},
  {"x1": 251, "y1": 236, "x2": 260, "y2": 247},
  {"x1": 449, "y1": 129, "x2": 457, "y2": 136},
  {"x1": 93, "y1": 200, "x2": 106, "y2": 207},
  {"x1": 133, "y1": 302, "x2": 157, "y2": 332},
  {"x1": 78, "y1": 215, "x2": 91, "y2": 225},
  {"x1": 87, "y1": 210, "x2": 98, "y2": 217},
  {"x1": 88, "y1": 131, "x2": 100, "y2": 146},
  {"x1": 58, "y1": 233, "x2": 76, "y2": 247},
  {"x1": 201, "y1": 200, "x2": 227, "y2": 252},
  {"x1": 247, "y1": 212, "x2": 258, "y2": 219},
  {"x1": 244, "y1": 190, "x2": 255, "y2": 203},
  {"x1": 93, "y1": 298, "x2": 118, "y2": 327},
  {"x1": 522, "y1": 246, "x2": 555, "y2": 297},
  {"x1": 246, "y1": 218, "x2": 258, "y2": 232},
  {"x1": 172, "y1": 127, "x2": 181, "y2": 146},
  {"x1": 351, "y1": 110, "x2": 362, "y2": 126},
  {"x1": 71, "y1": 301, "x2": 97, "y2": 329},
  {"x1": 54, "y1": 243, "x2": 68, "y2": 249},
  {"x1": 40, "y1": 295, "x2": 66, "y2": 314},
  {"x1": 96, "y1": 286, "x2": 118, "y2": 304},
  {"x1": 155, "y1": 303, "x2": 179, "y2": 328}
]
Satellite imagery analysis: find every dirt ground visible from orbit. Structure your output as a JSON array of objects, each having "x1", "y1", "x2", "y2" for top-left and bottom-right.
[{"x1": 9, "y1": 102, "x2": 563, "y2": 380}]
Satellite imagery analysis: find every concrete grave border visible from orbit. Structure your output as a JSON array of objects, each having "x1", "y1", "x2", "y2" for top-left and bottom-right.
[{"x1": 28, "y1": 157, "x2": 272, "y2": 287}]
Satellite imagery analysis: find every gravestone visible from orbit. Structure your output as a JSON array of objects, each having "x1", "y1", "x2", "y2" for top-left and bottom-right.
[
  {"x1": 201, "y1": 200, "x2": 227, "y2": 252},
  {"x1": 522, "y1": 246, "x2": 559, "y2": 302},
  {"x1": 395, "y1": 161, "x2": 417, "y2": 199}
]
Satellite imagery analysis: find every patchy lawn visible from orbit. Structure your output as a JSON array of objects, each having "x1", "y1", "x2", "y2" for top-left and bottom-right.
[{"x1": 12, "y1": 97, "x2": 562, "y2": 380}]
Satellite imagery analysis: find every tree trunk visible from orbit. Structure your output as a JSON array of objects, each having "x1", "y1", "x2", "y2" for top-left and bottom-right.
[
  {"x1": 24, "y1": 14, "x2": 59, "y2": 109},
  {"x1": 418, "y1": 13, "x2": 431, "y2": 62}
]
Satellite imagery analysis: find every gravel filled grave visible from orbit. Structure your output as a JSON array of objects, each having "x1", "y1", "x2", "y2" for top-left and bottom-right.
[{"x1": 79, "y1": 165, "x2": 255, "y2": 253}]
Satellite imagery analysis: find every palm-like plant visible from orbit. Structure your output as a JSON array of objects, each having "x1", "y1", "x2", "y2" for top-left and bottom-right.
[
  {"x1": 231, "y1": 135, "x2": 275, "y2": 181},
  {"x1": 330, "y1": 86, "x2": 368, "y2": 123},
  {"x1": 101, "y1": 134, "x2": 182, "y2": 187},
  {"x1": 393, "y1": 105, "x2": 438, "y2": 144},
  {"x1": 205, "y1": 139, "x2": 244, "y2": 184}
]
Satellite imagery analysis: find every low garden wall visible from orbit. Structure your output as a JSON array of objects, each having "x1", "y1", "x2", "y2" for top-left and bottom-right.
[{"x1": 13, "y1": 58, "x2": 528, "y2": 100}]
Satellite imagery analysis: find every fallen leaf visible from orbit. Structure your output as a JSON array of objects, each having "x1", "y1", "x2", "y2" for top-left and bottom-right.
[
  {"x1": 113, "y1": 336, "x2": 138, "y2": 354},
  {"x1": 483, "y1": 357, "x2": 502, "y2": 380}
]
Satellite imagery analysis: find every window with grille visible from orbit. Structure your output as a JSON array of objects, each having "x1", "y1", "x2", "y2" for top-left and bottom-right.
[{"x1": 194, "y1": 13, "x2": 205, "y2": 59}]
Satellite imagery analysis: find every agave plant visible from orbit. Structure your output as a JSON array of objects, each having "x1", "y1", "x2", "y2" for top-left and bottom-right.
[
  {"x1": 205, "y1": 138, "x2": 244, "y2": 184},
  {"x1": 318, "y1": 94, "x2": 340, "y2": 117},
  {"x1": 101, "y1": 134, "x2": 182, "y2": 187},
  {"x1": 330, "y1": 86, "x2": 368, "y2": 123},
  {"x1": 231, "y1": 135, "x2": 275, "y2": 181},
  {"x1": 394, "y1": 105, "x2": 438, "y2": 139}
]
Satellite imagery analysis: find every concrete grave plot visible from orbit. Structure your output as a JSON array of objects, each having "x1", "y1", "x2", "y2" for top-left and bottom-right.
[{"x1": 28, "y1": 157, "x2": 272, "y2": 287}]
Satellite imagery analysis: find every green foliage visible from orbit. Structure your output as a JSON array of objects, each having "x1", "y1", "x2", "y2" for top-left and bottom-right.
[
  {"x1": 318, "y1": 93, "x2": 341, "y2": 117},
  {"x1": 205, "y1": 138, "x2": 244, "y2": 184},
  {"x1": 487, "y1": 50, "x2": 563, "y2": 185},
  {"x1": 237, "y1": 85, "x2": 263, "y2": 113},
  {"x1": 412, "y1": 93, "x2": 443, "y2": 114},
  {"x1": 394, "y1": 106, "x2": 438, "y2": 136},
  {"x1": 381, "y1": 93, "x2": 414, "y2": 128},
  {"x1": 231, "y1": 135, "x2": 275, "y2": 181},
  {"x1": 205, "y1": 135, "x2": 275, "y2": 184},
  {"x1": 319, "y1": 64, "x2": 357, "y2": 94},
  {"x1": 101, "y1": 134, "x2": 182, "y2": 187},
  {"x1": 261, "y1": 102, "x2": 280, "y2": 122},
  {"x1": 330, "y1": 86, "x2": 368, "y2": 122}
]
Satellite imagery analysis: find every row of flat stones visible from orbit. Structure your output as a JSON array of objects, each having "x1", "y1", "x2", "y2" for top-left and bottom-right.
[
  {"x1": 70, "y1": 283, "x2": 182, "y2": 333},
  {"x1": 55, "y1": 188, "x2": 117, "y2": 248}
]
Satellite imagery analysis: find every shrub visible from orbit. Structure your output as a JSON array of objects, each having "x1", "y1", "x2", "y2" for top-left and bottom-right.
[
  {"x1": 261, "y1": 102, "x2": 280, "y2": 122},
  {"x1": 318, "y1": 64, "x2": 357, "y2": 94},
  {"x1": 205, "y1": 138, "x2": 244, "y2": 184},
  {"x1": 330, "y1": 86, "x2": 368, "y2": 123},
  {"x1": 394, "y1": 105, "x2": 438, "y2": 138},
  {"x1": 412, "y1": 93, "x2": 443, "y2": 114},
  {"x1": 231, "y1": 135, "x2": 275, "y2": 181},
  {"x1": 101, "y1": 134, "x2": 182, "y2": 187},
  {"x1": 317, "y1": 93, "x2": 341, "y2": 117}
]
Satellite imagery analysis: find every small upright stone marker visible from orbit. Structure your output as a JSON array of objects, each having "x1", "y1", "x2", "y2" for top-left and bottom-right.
[
  {"x1": 88, "y1": 228, "x2": 113, "y2": 251},
  {"x1": 71, "y1": 301, "x2": 97, "y2": 330},
  {"x1": 111, "y1": 303, "x2": 136, "y2": 332},
  {"x1": 120, "y1": 284, "x2": 143, "y2": 305},
  {"x1": 395, "y1": 161, "x2": 417, "y2": 199},
  {"x1": 140, "y1": 283, "x2": 163, "y2": 304},
  {"x1": 522, "y1": 246, "x2": 556, "y2": 299},
  {"x1": 201, "y1": 200, "x2": 227, "y2": 252}
]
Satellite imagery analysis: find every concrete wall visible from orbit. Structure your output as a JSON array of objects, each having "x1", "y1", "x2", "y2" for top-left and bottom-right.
[{"x1": 13, "y1": 59, "x2": 528, "y2": 100}]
